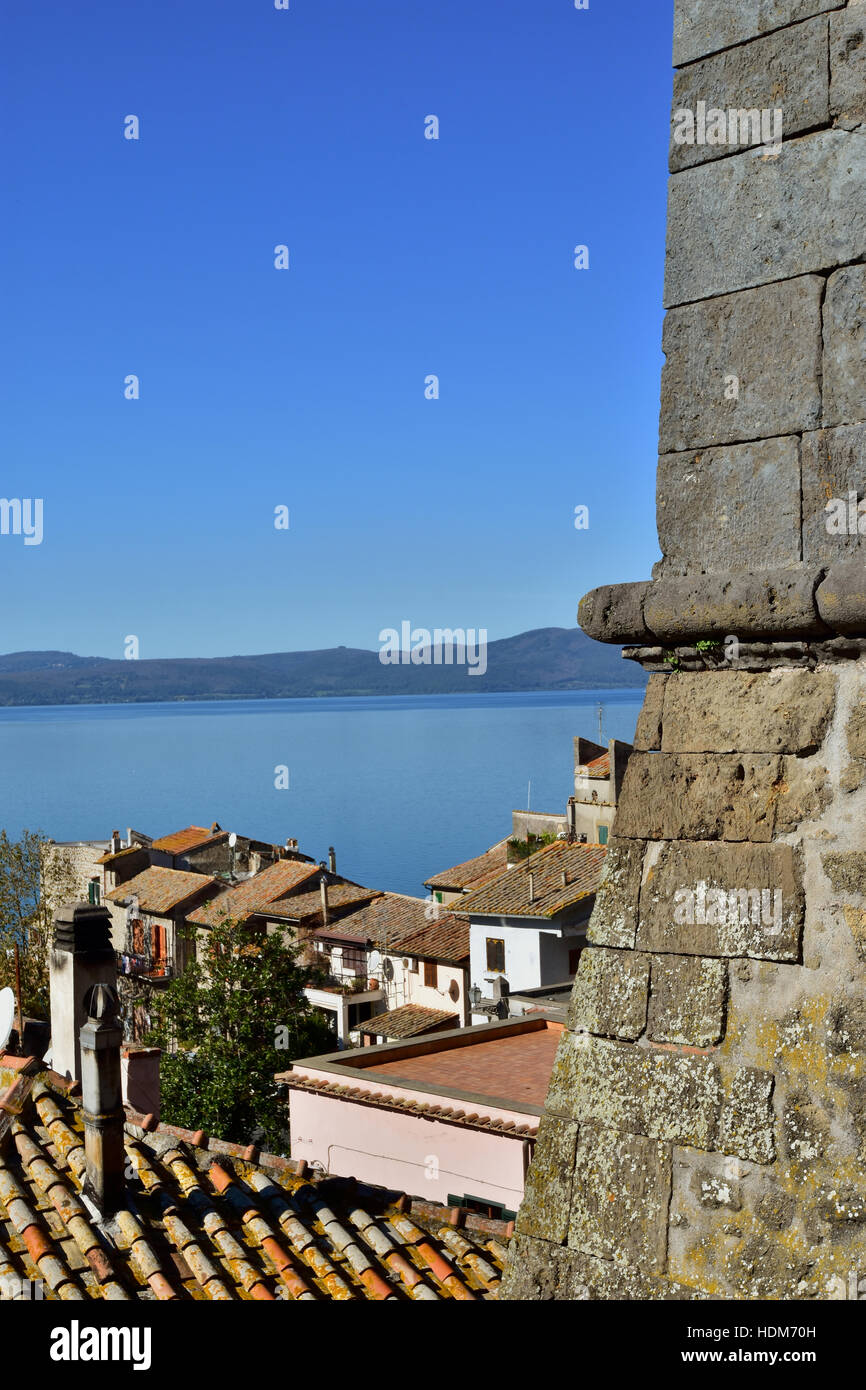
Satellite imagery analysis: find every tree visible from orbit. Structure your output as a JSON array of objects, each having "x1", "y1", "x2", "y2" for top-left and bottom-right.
[
  {"x1": 0, "y1": 829, "x2": 77, "y2": 1019},
  {"x1": 144, "y1": 913, "x2": 333, "y2": 1151}
]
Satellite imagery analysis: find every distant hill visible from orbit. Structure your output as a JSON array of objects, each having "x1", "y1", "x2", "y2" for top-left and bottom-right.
[{"x1": 0, "y1": 628, "x2": 646, "y2": 706}]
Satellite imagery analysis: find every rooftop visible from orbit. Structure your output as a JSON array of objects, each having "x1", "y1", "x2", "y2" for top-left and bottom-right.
[
  {"x1": 289, "y1": 1015, "x2": 562, "y2": 1116},
  {"x1": 264, "y1": 883, "x2": 381, "y2": 925},
  {"x1": 186, "y1": 859, "x2": 323, "y2": 927},
  {"x1": 424, "y1": 840, "x2": 509, "y2": 893},
  {"x1": 0, "y1": 1059, "x2": 507, "y2": 1300},
  {"x1": 455, "y1": 839, "x2": 607, "y2": 920},
  {"x1": 150, "y1": 825, "x2": 228, "y2": 856},
  {"x1": 337, "y1": 893, "x2": 469, "y2": 962},
  {"x1": 357, "y1": 1004, "x2": 458, "y2": 1040},
  {"x1": 582, "y1": 751, "x2": 610, "y2": 778},
  {"x1": 106, "y1": 866, "x2": 219, "y2": 915}
]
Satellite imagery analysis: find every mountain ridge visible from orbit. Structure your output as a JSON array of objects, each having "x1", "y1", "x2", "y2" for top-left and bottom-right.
[{"x1": 0, "y1": 628, "x2": 645, "y2": 706}]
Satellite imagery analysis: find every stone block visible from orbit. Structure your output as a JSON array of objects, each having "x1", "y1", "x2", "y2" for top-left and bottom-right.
[
  {"x1": 657, "y1": 438, "x2": 802, "y2": 572},
  {"x1": 831, "y1": 2, "x2": 866, "y2": 127},
  {"x1": 670, "y1": 17, "x2": 829, "y2": 172},
  {"x1": 816, "y1": 559, "x2": 866, "y2": 634},
  {"x1": 633, "y1": 673, "x2": 666, "y2": 751},
  {"x1": 664, "y1": 131, "x2": 866, "y2": 306},
  {"x1": 658, "y1": 669, "x2": 836, "y2": 754},
  {"x1": 552, "y1": 1033, "x2": 722, "y2": 1150},
  {"x1": 644, "y1": 567, "x2": 826, "y2": 643},
  {"x1": 500, "y1": 1235, "x2": 591, "y2": 1301},
  {"x1": 615, "y1": 753, "x2": 782, "y2": 843},
  {"x1": 585, "y1": 839, "x2": 644, "y2": 949},
  {"x1": 719, "y1": 1067, "x2": 776, "y2": 1163},
  {"x1": 568, "y1": 1125, "x2": 671, "y2": 1270},
  {"x1": 636, "y1": 841, "x2": 804, "y2": 961},
  {"x1": 801, "y1": 425, "x2": 866, "y2": 565},
  {"x1": 648, "y1": 956, "x2": 728, "y2": 1047},
  {"x1": 515, "y1": 1115, "x2": 578, "y2": 1244},
  {"x1": 673, "y1": 0, "x2": 840, "y2": 66},
  {"x1": 774, "y1": 752, "x2": 832, "y2": 828},
  {"x1": 659, "y1": 278, "x2": 823, "y2": 451},
  {"x1": 577, "y1": 581, "x2": 652, "y2": 644},
  {"x1": 823, "y1": 265, "x2": 866, "y2": 429},
  {"x1": 568, "y1": 947, "x2": 650, "y2": 1040}
]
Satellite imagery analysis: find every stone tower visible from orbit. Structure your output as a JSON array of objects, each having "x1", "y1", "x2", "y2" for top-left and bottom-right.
[{"x1": 504, "y1": 0, "x2": 866, "y2": 1301}]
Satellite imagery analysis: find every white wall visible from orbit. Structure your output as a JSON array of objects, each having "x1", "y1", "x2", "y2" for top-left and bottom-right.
[
  {"x1": 469, "y1": 918, "x2": 586, "y2": 995},
  {"x1": 367, "y1": 947, "x2": 469, "y2": 1025}
]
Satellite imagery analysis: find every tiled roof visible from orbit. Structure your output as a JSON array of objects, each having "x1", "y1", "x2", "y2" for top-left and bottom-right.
[
  {"x1": 455, "y1": 840, "x2": 607, "y2": 920},
  {"x1": 284, "y1": 1072, "x2": 539, "y2": 1140},
  {"x1": 0, "y1": 1062, "x2": 508, "y2": 1300},
  {"x1": 264, "y1": 884, "x2": 382, "y2": 925},
  {"x1": 337, "y1": 894, "x2": 469, "y2": 962},
  {"x1": 150, "y1": 826, "x2": 227, "y2": 856},
  {"x1": 424, "y1": 840, "x2": 509, "y2": 893},
  {"x1": 583, "y1": 752, "x2": 610, "y2": 778},
  {"x1": 357, "y1": 1005, "x2": 458, "y2": 1040},
  {"x1": 106, "y1": 867, "x2": 219, "y2": 915},
  {"x1": 186, "y1": 859, "x2": 323, "y2": 927},
  {"x1": 95, "y1": 845, "x2": 142, "y2": 866}
]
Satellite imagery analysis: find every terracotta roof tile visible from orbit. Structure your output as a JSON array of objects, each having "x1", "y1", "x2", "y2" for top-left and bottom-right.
[
  {"x1": 455, "y1": 840, "x2": 607, "y2": 920},
  {"x1": 583, "y1": 752, "x2": 611, "y2": 778},
  {"x1": 336, "y1": 894, "x2": 468, "y2": 962},
  {"x1": 106, "y1": 867, "x2": 219, "y2": 915},
  {"x1": 424, "y1": 841, "x2": 509, "y2": 893},
  {"x1": 357, "y1": 1004, "x2": 458, "y2": 1039},
  {"x1": 150, "y1": 826, "x2": 228, "y2": 855},
  {"x1": 186, "y1": 859, "x2": 324, "y2": 926},
  {"x1": 0, "y1": 1068, "x2": 510, "y2": 1301}
]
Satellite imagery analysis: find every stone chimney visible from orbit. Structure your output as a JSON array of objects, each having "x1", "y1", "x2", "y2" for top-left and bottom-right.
[
  {"x1": 328, "y1": 845, "x2": 336, "y2": 874},
  {"x1": 80, "y1": 983, "x2": 125, "y2": 1217},
  {"x1": 110, "y1": 829, "x2": 121, "y2": 854},
  {"x1": 49, "y1": 903, "x2": 118, "y2": 1083},
  {"x1": 505, "y1": 0, "x2": 866, "y2": 1303}
]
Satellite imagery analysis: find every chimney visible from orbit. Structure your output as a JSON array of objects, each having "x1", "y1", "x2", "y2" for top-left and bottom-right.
[
  {"x1": 50, "y1": 904, "x2": 118, "y2": 1083},
  {"x1": 561, "y1": 869, "x2": 568, "y2": 887},
  {"x1": 328, "y1": 846, "x2": 336, "y2": 874},
  {"x1": 320, "y1": 875, "x2": 330, "y2": 927},
  {"x1": 528, "y1": 872, "x2": 535, "y2": 903},
  {"x1": 80, "y1": 983, "x2": 125, "y2": 1217},
  {"x1": 110, "y1": 829, "x2": 121, "y2": 855}
]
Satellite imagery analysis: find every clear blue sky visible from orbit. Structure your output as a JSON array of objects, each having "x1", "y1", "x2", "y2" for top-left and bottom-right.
[{"x1": 1, "y1": 0, "x2": 672, "y2": 660}]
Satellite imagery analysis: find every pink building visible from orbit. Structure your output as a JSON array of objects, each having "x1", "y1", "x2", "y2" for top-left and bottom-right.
[{"x1": 281, "y1": 1014, "x2": 561, "y2": 1221}]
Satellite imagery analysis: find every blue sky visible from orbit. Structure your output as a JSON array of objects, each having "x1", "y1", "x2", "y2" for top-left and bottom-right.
[{"x1": 0, "y1": 0, "x2": 673, "y2": 660}]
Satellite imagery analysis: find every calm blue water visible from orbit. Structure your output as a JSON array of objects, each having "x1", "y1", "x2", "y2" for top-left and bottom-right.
[{"x1": 0, "y1": 689, "x2": 645, "y2": 897}]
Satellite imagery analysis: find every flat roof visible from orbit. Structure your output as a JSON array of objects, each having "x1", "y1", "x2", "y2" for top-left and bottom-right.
[{"x1": 369, "y1": 1025, "x2": 560, "y2": 1107}]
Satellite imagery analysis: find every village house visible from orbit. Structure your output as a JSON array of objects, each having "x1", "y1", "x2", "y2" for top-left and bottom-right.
[
  {"x1": 424, "y1": 841, "x2": 510, "y2": 907},
  {"x1": 454, "y1": 838, "x2": 607, "y2": 1019},
  {"x1": 282, "y1": 1013, "x2": 562, "y2": 1219}
]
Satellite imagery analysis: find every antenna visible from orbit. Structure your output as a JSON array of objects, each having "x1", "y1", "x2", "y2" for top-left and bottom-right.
[
  {"x1": 527, "y1": 778, "x2": 531, "y2": 811},
  {"x1": 0, "y1": 987, "x2": 15, "y2": 1053},
  {"x1": 597, "y1": 702, "x2": 604, "y2": 744}
]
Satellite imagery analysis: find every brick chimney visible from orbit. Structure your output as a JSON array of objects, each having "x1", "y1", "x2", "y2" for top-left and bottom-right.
[
  {"x1": 80, "y1": 982, "x2": 125, "y2": 1217},
  {"x1": 49, "y1": 903, "x2": 118, "y2": 1082}
]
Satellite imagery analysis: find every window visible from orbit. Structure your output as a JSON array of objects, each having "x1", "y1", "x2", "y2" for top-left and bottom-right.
[
  {"x1": 486, "y1": 938, "x2": 505, "y2": 972},
  {"x1": 423, "y1": 960, "x2": 437, "y2": 987},
  {"x1": 87, "y1": 879, "x2": 100, "y2": 906},
  {"x1": 598, "y1": 824, "x2": 608, "y2": 844}
]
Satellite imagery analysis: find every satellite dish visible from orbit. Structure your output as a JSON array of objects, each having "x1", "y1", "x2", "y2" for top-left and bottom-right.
[
  {"x1": 0, "y1": 988, "x2": 16, "y2": 1052},
  {"x1": 228, "y1": 833, "x2": 237, "y2": 848}
]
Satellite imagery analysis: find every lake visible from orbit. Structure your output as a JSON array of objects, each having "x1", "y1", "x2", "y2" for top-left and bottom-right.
[{"x1": 0, "y1": 689, "x2": 645, "y2": 897}]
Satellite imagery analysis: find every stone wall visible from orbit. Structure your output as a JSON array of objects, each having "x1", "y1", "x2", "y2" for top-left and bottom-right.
[{"x1": 503, "y1": 0, "x2": 866, "y2": 1301}]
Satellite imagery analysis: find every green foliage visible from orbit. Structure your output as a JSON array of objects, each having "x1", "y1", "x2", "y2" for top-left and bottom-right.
[
  {"x1": 662, "y1": 652, "x2": 682, "y2": 671},
  {"x1": 0, "y1": 829, "x2": 77, "y2": 1019},
  {"x1": 694, "y1": 639, "x2": 722, "y2": 653},
  {"x1": 144, "y1": 914, "x2": 333, "y2": 1151},
  {"x1": 507, "y1": 833, "x2": 558, "y2": 861}
]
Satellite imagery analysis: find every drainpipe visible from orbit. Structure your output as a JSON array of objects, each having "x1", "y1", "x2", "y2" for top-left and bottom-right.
[{"x1": 320, "y1": 876, "x2": 330, "y2": 927}]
